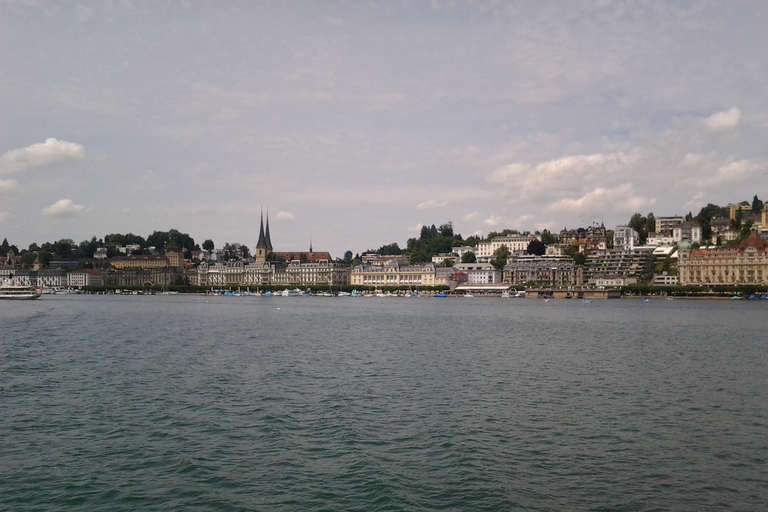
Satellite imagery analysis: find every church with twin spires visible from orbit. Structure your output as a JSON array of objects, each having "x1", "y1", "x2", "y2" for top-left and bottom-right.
[{"x1": 255, "y1": 209, "x2": 332, "y2": 263}]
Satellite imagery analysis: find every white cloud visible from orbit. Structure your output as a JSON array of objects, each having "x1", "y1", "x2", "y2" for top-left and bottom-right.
[
  {"x1": 704, "y1": 107, "x2": 741, "y2": 131},
  {"x1": 273, "y1": 211, "x2": 295, "y2": 221},
  {"x1": 41, "y1": 199, "x2": 85, "y2": 217},
  {"x1": 706, "y1": 160, "x2": 762, "y2": 186},
  {"x1": 0, "y1": 138, "x2": 85, "y2": 174},
  {"x1": 487, "y1": 152, "x2": 638, "y2": 199},
  {"x1": 484, "y1": 215, "x2": 502, "y2": 227},
  {"x1": 546, "y1": 183, "x2": 654, "y2": 216},
  {"x1": 0, "y1": 179, "x2": 17, "y2": 191},
  {"x1": 416, "y1": 199, "x2": 447, "y2": 210}
]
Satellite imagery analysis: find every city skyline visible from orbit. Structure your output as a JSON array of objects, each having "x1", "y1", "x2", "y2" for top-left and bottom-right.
[{"x1": 1, "y1": 2, "x2": 766, "y2": 257}]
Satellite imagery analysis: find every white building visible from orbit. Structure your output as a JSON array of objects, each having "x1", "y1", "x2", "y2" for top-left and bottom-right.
[
  {"x1": 613, "y1": 226, "x2": 639, "y2": 251},
  {"x1": 454, "y1": 263, "x2": 501, "y2": 285},
  {"x1": 672, "y1": 222, "x2": 702, "y2": 244},
  {"x1": 646, "y1": 234, "x2": 675, "y2": 247},
  {"x1": 475, "y1": 234, "x2": 536, "y2": 261},
  {"x1": 655, "y1": 216, "x2": 684, "y2": 233},
  {"x1": 67, "y1": 269, "x2": 103, "y2": 288}
]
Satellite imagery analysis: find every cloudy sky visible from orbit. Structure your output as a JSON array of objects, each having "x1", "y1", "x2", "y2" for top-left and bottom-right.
[{"x1": 1, "y1": 1, "x2": 766, "y2": 256}]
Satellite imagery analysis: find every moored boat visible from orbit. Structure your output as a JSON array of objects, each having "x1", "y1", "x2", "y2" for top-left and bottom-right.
[{"x1": 0, "y1": 285, "x2": 43, "y2": 300}]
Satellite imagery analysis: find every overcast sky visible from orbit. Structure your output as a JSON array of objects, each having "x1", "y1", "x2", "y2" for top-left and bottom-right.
[{"x1": 1, "y1": 1, "x2": 766, "y2": 257}]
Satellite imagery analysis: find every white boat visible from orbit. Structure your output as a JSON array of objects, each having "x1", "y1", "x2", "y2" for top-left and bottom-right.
[
  {"x1": 0, "y1": 285, "x2": 43, "y2": 300},
  {"x1": 501, "y1": 290, "x2": 511, "y2": 298},
  {"x1": 281, "y1": 288, "x2": 301, "y2": 297}
]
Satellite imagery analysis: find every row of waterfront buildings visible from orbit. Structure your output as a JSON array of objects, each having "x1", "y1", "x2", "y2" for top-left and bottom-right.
[{"x1": 5, "y1": 208, "x2": 768, "y2": 290}]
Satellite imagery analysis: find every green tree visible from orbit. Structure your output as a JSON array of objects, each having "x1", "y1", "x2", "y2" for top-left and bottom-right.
[
  {"x1": 490, "y1": 246, "x2": 510, "y2": 270},
  {"x1": 645, "y1": 213, "x2": 656, "y2": 235},
  {"x1": 441, "y1": 258, "x2": 455, "y2": 267},
  {"x1": 376, "y1": 242, "x2": 402, "y2": 255},
  {"x1": 409, "y1": 247, "x2": 430, "y2": 264},
  {"x1": 527, "y1": 239, "x2": 546, "y2": 256},
  {"x1": 734, "y1": 207, "x2": 743, "y2": 230},
  {"x1": 461, "y1": 251, "x2": 477, "y2": 263},
  {"x1": 19, "y1": 252, "x2": 37, "y2": 268},
  {"x1": 628, "y1": 213, "x2": 648, "y2": 244},
  {"x1": 752, "y1": 195, "x2": 764, "y2": 213},
  {"x1": 439, "y1": 222, "x2": 454, "y2": 238},
  {"x1": 202, "y1": 239, "x2": 214, "y2": 251},
  {"x1": 464, "y1": 235, "x2": 481, "y2": 247},
  {"x1": 540, "y1": 230, "x2": 557, "y2": 245}
]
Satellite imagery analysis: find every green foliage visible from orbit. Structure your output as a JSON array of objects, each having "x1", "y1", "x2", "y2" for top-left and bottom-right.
[
  {"x1": 419, "y1": 224, "x2": 439, "y2": 241},
  {"x1": 376, "y1": 242, "x2": 402, "y2": 255},
  {"x1": 104, "y1": 233, "x2": 146, "y2": 247},
  {"x1": 442, "y1": 258, "x2": 455, "y2": 267},
  {"x1": 752, "y1": 195, "x2": 764, "y2": 213},
  {"x1": 464, "y1": 235, "x2": 481, "y2": 247},
  {"x1": 439, "y1": 222, "x2": 454, "y2": 238},
  {"x1": 18, "y1": 252, "x2": 37, "y2": 268},
  {"x1": 490, "y1": 245, "x2": 510, "y2": 270},
  {"x1": 564, "y1": 244, "x2": 587, "y2": 265},
  {"x1": 146, "y1": 229, "x2": 196, "y2": 252},
  {"x1": 740, "y1": 219, "x2": 755, "y2": 237},
  {"x1": 461, "y1": 251, "x2": 477, "y2": 263},
  {"x1": 202, "y1": 239, "x2": 214, "y2": 251},
  {"x1": 527, "y1": 239, "x2": 546, "y2": 256},
  {"x1": 539, "y1": 230, "x2": 557, "y2": 245},
  {"x1": 644, "y1": 213, "x2": 656, "y2": 235}
]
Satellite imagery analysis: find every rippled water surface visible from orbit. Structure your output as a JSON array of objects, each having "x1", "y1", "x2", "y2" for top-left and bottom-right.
[{"x1": 2, "y1": 295, "x2": 767, "y2": 511}]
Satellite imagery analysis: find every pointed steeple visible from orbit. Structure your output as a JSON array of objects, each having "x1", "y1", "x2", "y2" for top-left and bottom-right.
[
  {"x1": 264, "y1": 207, "x2": 273, "y2": 251},
  {"x1": 309, "y1": 238, "x2": 313, "y2": 253},
  {"x1": 256, "y1": 208, "x2": 268, "y2": 250}
]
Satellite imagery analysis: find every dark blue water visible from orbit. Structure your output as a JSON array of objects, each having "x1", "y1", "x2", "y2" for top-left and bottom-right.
[{"x1": 2, "y1": 295, "x2": 767, "y2": 511}]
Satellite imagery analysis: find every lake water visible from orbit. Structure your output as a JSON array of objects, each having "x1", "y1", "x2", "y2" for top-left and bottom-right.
[{"x1": 2, "y1": 295, "x2": 767, "y2": 511}]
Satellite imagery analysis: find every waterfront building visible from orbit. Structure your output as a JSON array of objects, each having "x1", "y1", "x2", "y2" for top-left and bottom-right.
[
  {"x1": 68, "y1": 269, "x2": 103, "y2": 288},
  {"x1": 453, "y1": 263, "x2": 501, "y2": 285},
  {"x1": 678, "y1": 235, "x2": 768, "y2": 285},
  {"x1": 503, "y1": 255, "x2": 582, "y2": 288},
  {"x1": 583, "y1": 247, "x2": 655, "y2": 285},
  {"x1": 102, "y1": 268, "x2": 174, "y2": 287},
  {"x1": 652, "y1": 272, "x2": 679, "y2": 286},
  {"x1": 350, "y1": 261, "x2": 446, "y2": 288},
  {"x1": 595, "y1": 274, "x2": 637, "y2": 287},
  {"x1": 37, "y1": 269, "x2": 67, "y2": 288}
]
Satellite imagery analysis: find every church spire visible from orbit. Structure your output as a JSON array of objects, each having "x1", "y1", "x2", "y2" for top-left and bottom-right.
[
  {"x1": 256, "y1": 208, "x2": 268, "y2": 249},
  {"x1": 264, "y1": 207, "x2": 273, "y2": 251},
  {"x1": 256, "y1": 207, "x2": 272, "y2": 263}
]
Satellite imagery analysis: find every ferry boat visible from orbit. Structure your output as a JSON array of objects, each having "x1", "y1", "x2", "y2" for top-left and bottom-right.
[{"x1": 0, "y1": 285, "x2": 43, "y2": 300}]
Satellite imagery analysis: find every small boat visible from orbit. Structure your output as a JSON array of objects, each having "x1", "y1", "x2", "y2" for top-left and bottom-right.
[
  {"x1": 433, "y1": 293, "x2": 447, "y2": 298},
  {"x1": 643, "y1": 298, "x2": 650, "y2": 303},
  {"x1": 0, "y1": 285, "x2": 43, "y2": 300},
  {"x1": 501, "y1": 290, "x2": 511, "y2": 298},
  {"x1": 582, "y1": 299, "x2": 593, "y2": 303},
  {"x1": 464, "y1": 293, "x2": 474, "y2": 298}
]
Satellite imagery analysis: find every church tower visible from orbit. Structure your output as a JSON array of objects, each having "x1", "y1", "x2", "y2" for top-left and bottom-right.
[{"x1": 256, "y1": 208, "x2": 273, "y2": 263}]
